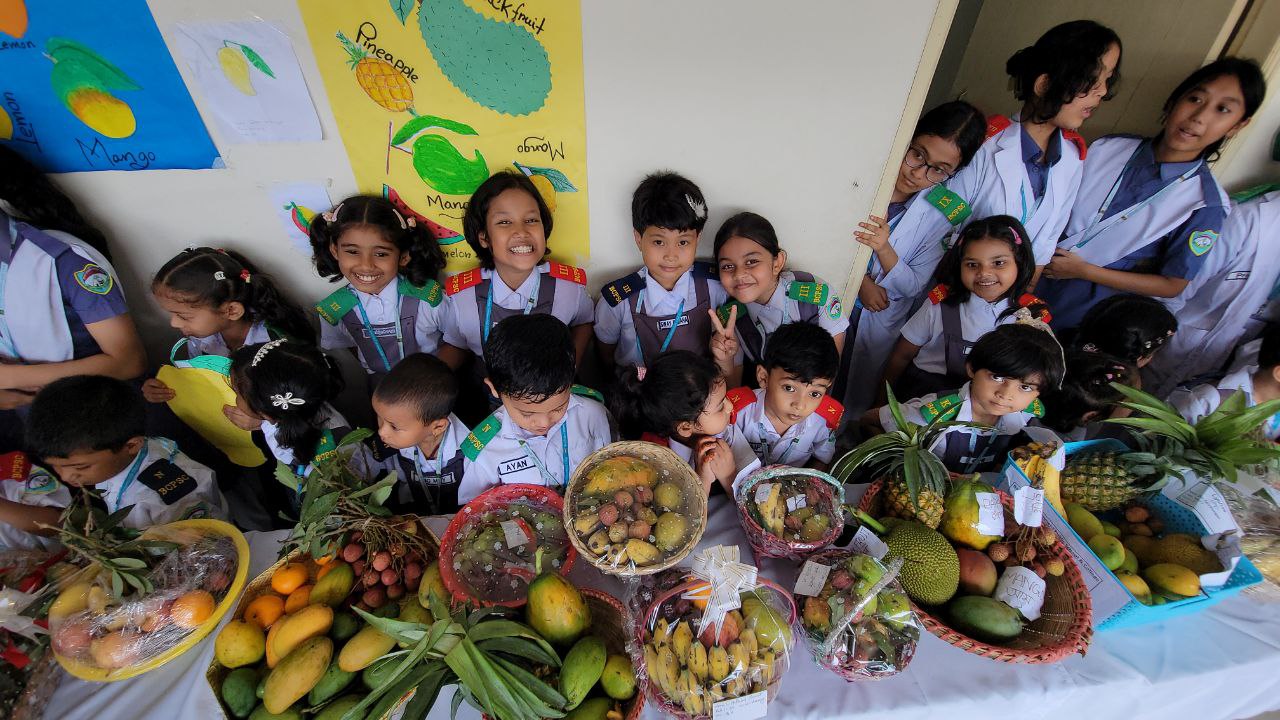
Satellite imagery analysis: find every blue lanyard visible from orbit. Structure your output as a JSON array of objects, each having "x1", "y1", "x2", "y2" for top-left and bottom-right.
[
  {"x1": 633, "y1": 290, "x2": 685, "y2": 364},
  {"x1": 482, "y1": 273, "x2": 539, "y2": 343},
  {"x1": 0, "y1": 218, "x2": 19, "y2": 358},
  {"x1": 518, "y1": 423, "x2": 569, "y2": 488},
  {"x1": 759, "y1": 422, "x2": 799, "y2": 464},
  {"x1": 114, "y1": 445, "x2": 150, "y2": 509},
  {"x1": 414, "y1": 424, "x2": 452, "y2": 477},
  {"x1": 352, "y1": 288, "x2": 402, "y2": 372},
  {"x1": 1075, "y1": 142, "x2": 1202, "y2": 249},
  {"x1": 1018, "y1": 183, "x2": 1046, "y2": 227}
]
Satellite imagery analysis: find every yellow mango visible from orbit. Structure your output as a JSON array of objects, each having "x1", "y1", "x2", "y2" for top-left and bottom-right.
[
  {"x1": 270, "y1": 604, "x2": 333, "y2": 661},
  {"x1": 337, "y1": 625, "x2": 396, "y2": 672},
  {"x1": 1143, "y1": 563, "x2": 1201, "y2": 598},
  {"x1": 263, "y1": 636, "x2": 333, "y2": 714},
  {"x1": 49, "y1": 582, "x2": 92, "y2": 622}
]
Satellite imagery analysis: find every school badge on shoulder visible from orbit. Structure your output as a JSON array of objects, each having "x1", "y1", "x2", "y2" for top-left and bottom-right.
[
  {"x1": 73, "y1": 263, "x2": 114, "y2": 295},
  {"x1": 1188, "y1": 229, "x2": 1218, "y2": 257}
]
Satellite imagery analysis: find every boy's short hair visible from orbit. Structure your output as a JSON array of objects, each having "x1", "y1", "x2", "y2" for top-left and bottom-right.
[
  {"x1": 761, "y1": 322, "x2": 838, "y2": 383},
  {"x1": 631, "y1": 171, "x2": 708, "y2": 234},
  {"x1": 484, "y1": 314, "x2": 575, "y2": 402},
  {"x1": 967, "y1": 324, "x2": 1066, "y2": 390},
  {"x1": 1257, "y1": 323, "x2": 1280, "y2": 370},
  {"x1": 26, "y1": 375, "x2": 145, "y2": 459},
  {"x1": 373, "y1": 353, "x2": 458, "y2": 422}
]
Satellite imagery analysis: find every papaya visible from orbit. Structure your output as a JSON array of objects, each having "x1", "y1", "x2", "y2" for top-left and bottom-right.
[
  {"x1": 309, "y1": 562, "x2": 355, "y2": 607},
  {"x1": 270, "y1": 605, "x2": 333, "y2": 661},
  {"x1": 338, "y1": 625, "x2": 397, "y2": 672},
  {"x1": 564, "y1": 697, "x2": 612, "y2": 720},
  {"x1": 947, "y1": 596, "x2": 1023, "y2": 642},
  {"x1": 249, "y1": 704, "x2": 303, "y2": 720},
  {"x1": 559, "y1": 635, "x2": 606, "y2": 709},
  {"x1": 263, "y1": 636, "x2": 333, "y2": 714},
  {"x1": 526, "y1": 553, "x2": 589, "y2": 645},
  {"x1": 314, "y1": 695, "x2": 361, "y2": 720},
  {"x1": 307, "y1": 657, "x2": 356, "y2": 705},
  {"x1": 583, "y1": 456, "x2": 657, "y2": 495},
  {"x1": 940, "y1": 479, "x2": 1002, "y2": 551},
  {"x1": 221, "y1": 667, "x2": 259, "y2": 719}
]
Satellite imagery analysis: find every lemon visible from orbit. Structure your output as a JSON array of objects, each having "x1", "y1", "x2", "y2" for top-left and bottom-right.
[{"x1": 215, "y1": 619, "x2": 266, "y2": 669}]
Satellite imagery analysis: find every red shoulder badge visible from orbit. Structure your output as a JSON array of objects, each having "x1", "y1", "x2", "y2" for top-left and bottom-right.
[
  {"x1": 0, "y1": 451, "x2": 31, "y2": 481},
  {"x1": 1017, "y1": 293, "x2": 1053, "y2": 323},
  {"x1": 1061, "y1": 130, "x2": 1088, "y2": 160},
  {"x1": 726, "y1": 386, "x2": 757, "y2": 423},
  {"x1": 547, "y1": 262, "x2": 587, "y2": 286},
  {"x1": 985, "y1": 114, "x2": 1012, "y2": 140},
  {"x1": 445, "y1": 268, "x2": 483, "y2": 296},
  {"x1": 639, "y1": 432, "x2": 670, "y2": 448},
  {"x1": 815, "y1": 396, "x2": 844, "y2": 430},
  {"x1": 928, "y1": 284, "x2": 949, "y2": 304}
]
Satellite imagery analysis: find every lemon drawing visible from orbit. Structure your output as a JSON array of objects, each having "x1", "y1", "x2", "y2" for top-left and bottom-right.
[
  {"x1": 0, "y1": 105, "x2": 12, "y2": 141},
  {"x1": 528, "y1": 175, "x2": 555, "y2": 212},
  {"x1": 512, "y1": 161, "x2": 578, "y2": 214},
  {"x1": 337, "y1": 31, "x2": 413, "y2": 112},
  {"x1": 0, "y1": 0, "x2": 27, "y2": 39},
  {"x1": 46, "y1": 37, "x2": 140, "y2": 139},
  {"x1": 218, "y1": 41, "x2": 275, "y2": 96}
]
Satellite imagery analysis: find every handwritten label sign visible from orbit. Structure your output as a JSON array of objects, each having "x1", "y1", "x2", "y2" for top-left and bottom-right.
[
  {"x1": 1173, "y1": 480, "x2": 1240, "y2": 534},
  {"x1": 754, "y1": 483, "x2": 774, "y2": 506},
  {"x1": 786, "y1": 494, "x2": 807, "y2": 512},
  {"x1": 793, "y1": 560, "x2": 832, "y2": 596},
  {"x1": 500, "y1": 520, "x2": 528, "y2": 548},
  {"x1": 975, "y1": 492, "x2": 1005, "y2": 536},
  {"x1": 1014, "y1": 486, "x2": 1045, "y2": 527},
  {"x1": 713, "y1": 690, "x2": 768, "y2": 720},
  {"x1": 994, "y1": 565, "x2": 1046, "y2": 621},
  {"x1": 846, "y1": 526, "x2": 889, "y2": 559}
]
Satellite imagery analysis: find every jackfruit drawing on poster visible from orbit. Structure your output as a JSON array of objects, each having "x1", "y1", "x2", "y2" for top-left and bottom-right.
[{"x1": 300, "y1": 0, "x2": 589, "y2": 271}]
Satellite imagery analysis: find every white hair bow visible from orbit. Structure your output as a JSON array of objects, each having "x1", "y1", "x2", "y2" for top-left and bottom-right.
[{"x1": 271, "y1": 392, "x2": 305, "y2": 409}]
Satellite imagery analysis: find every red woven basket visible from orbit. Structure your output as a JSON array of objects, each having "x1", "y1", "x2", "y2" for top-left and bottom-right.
[
  {"x1": 735, "y1": 465, "x2": 844, "y2": 560},
  {"x1": 857, "y1": 480, "x2": 1093, "y2": 663},
  {"x1": 439, "y1": 484, "x2": 575, "y2": 608}
]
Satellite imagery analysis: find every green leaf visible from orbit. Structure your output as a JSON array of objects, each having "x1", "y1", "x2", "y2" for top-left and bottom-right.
[
  {"x1": 349, "y1": 474, "x2": 397, "y2": 501},
  {"x1": 512, "y1": 162, "x2": 578, "y2": 192},
  {"x1": 353, "y1": 606, "x2": 430, "y2": 645},
  {"x1": 389, "y1": 0, "x2": 415, "y2": 23},
  {"x1": 461, "y1": 639, "x2": 526, "y2": 720},
  {"x1": 121, "y1": 572, "x2": 146, "y2": 593},
  {"x1": 110, "y1": 557, "x2": 147, "y2": 570},
  {"x1": 444, "y1": 640, "x2": 495, "y2": 715},
  {"x1": 372, "y1": 480, "x2": 395, "y2": 507},
  {"x1": 490, "y1": 655, "x2": 567, "y2": 711},
  {"x1": 477, "y1": 637, "x2": 560, "y2": 668},
  {"x1": 275, "y1": 463, "x2": 303, "y2": 493},
  {"x1": 110, "y1": 571, "x2": 123, "y2": 598},
  {"x1": 886, "y1": 385, "x2": 909, "y2": 435},
  {"x1": 901, "y1": 447, "x2": 922, "y2": 510},
  {"x1": 403, "y1": 664, "x2": 453, "y2": 718},
  {"x1": 237, "y1": 44, "x2": 275, "y2": 78},
  {"x1": 46, "y1": 37, "x2": 141, "y2": 91},
  {"x1": 487, "y1": 656, "x2": 559, "y2": 718},
  {"x1": 392, "y1": 114, "x2": 479, "y2": 146},
  {"x1": 301, "y1": 491, "x2": 341, "y2": 526},
  {"x1": 337, "y1": 428, "x2": 373, "y2": 447},
  {"x1": 360, "y1": 662, "x2": 439, "y2": 720}
]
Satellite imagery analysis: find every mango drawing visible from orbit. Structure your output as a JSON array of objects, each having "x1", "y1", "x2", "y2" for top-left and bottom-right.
[
  {"x1": 0, "y1": 105, "x2": 12, "y2": 141},
  {"x1": 219, "y1": 41, "x2": 276, "y2": 96},
  {"x1": 383, "y1": 184, "x2": 463, "y2": 244},
  {"x1": 513, "y1": 161, "x2": 579, "y2": 214},
  {"x1": 0, "y1": 0, "x2": 27, "y2": 39},
  {"x1": 417, "y1": 0, "x2": 552, "y2": 116},
  {"x1": 391, "y1": 113, "x2": 489, "y2": 196},
  {"x1": 337, "y1": 31, "x2": 413, "y2": 112},
  {"x1": 285, "y1": 202, "x2": 316, "y2": 235},
  {"x1": 46, "y1": 37, "x2": 141, "y2": 139}
]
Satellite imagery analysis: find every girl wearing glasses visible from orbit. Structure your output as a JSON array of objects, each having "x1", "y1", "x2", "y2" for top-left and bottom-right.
[{"x1": 838, "y1": 100, "x2": 985, "y2": 416}]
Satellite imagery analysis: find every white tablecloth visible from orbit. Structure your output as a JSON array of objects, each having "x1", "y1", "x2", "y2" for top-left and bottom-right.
[{"x1": 43, "y1": 494, "x2": 1280, "y2": 720}]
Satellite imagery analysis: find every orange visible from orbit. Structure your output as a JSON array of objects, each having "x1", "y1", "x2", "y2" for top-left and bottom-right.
[
  {"x1": 170, "y1": 589, "x2": 216, "y2": 629},
  {"x1": 284, "y1": 585, "x2": 312, "y2": 613},
  {"x1": 271, "y1": 562, "x2": 309, "y2": 595},
  {"x1": 243, "y1": 594, "x2": 285, "y2": 630}
]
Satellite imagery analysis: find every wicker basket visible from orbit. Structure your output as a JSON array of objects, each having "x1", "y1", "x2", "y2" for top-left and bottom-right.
[
  {"x1": 736, "y1": 465, "x2": 844, "y2": 560},
  {"x1": 858, "y1": 481, "x2": 1092, "y2": 663},
  {"x1": 564, "y1": 441, "x2": 707, "y2": 577},
  {"x1": 440, "y1": 484, "x2": 575, "y2": 607}
]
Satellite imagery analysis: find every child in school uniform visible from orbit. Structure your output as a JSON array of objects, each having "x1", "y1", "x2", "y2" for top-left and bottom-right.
[
  {"x1": 458, "y1": 314, "x2": 612, "y2": 503},
  {"x1": 1038, "y1": 350, "x2": 1137, "y2": 442},
  {"x1": 1169, "y1": 325, "x2": 1280, "y2": 438},
  {"x1": 1068, "y1": 294, "x2": 1177, "y2": 371},
  {"x1": 1040, "y1": 58, "x2": 1266, "y2": 331},
  {"x1": 612, "y1": 350, "x2": 758, "y2": 496},
  {"x1": 880, "y1": 216, "x2": 1047, "y2": 400},
  {"x1": 728, "y1": 322, "x2": 843, "y2": 470},
  {"x1": 370, "y1": 353, "x2": 470, "y2": 515},
  {"x1": 0, "y1": 451, "x2": 71, "y2": 550},
  {"x1": 1148, "y1": 185, "x2": 1280, "y2": 395},
  {"x1": 311, "y1": 195, "x2": 448, "y2": 389},
  {"x1": 596, "y1": 172, "x2": 725, "y2": 378},
  {"x1": 840, "y1": 100, "x2": 988, "y2": 417},
  {"x1": 713, "y1": 212, "x2": 845, "y2": 388},
  {"x1": 866, "y1": 321, "x2": 1066, "y2": 474},
  {"x1": 25, "y1": 375, "x2": 227, "y2": 527}
]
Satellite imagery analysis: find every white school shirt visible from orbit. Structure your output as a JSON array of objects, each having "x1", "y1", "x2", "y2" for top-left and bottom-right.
[
  {"x1": 0, "y1": 464, "x2": 70, "y2": 550},
  {"x1": 320, "y1": 280, "x2": 444, "y2": 369},
  {"x1": 443, "y1": 265, "x2": 593, "y2": 358},
  {"x1": 879, "y1": 382, "x2": 1036, "y2": 457},
  {"x1": 1152, "y1": 191, "x2": 1280, "y2": 394},
  {"x1": 731, "y1": 388, "x2": 839, "y2": 466},
  {"x1": 96, "y1": 437, "x2": 228, "y2": 528},
  {"x1": 900, "y1": 297, "x2": 1012, "y2": 375},
  {"x1": 740, "y1": 270, "x2": 845, "y2": 347},
  {"x1": 458, "y1": 394, "x2": 613, "y2": 503},
  {"x1": 185, "y1": 321, "x2": 272, "y2": 358},
  {"x1": 594, "y1": 266, "x2": 728, "y2": 367},
  {"x1": 397, "y1": 414, "x2": 470, "y2": 474},
  {"x1": 1168, "y1": 367, "x2": 1280, "y2": 441}
]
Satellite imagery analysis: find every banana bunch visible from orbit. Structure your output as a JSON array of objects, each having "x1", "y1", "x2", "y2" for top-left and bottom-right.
[
  {"x1": 756, "y1": 483, "x2": 786, "y2": 536},
  {"x1": 1012, "y1": 441, "x2": 1065, "y2": 516},
  {"x1": 644, "y1": 616, "x2": 782, "y2": 712}
]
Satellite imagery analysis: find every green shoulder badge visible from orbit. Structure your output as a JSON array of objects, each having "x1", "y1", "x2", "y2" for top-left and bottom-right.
[
  {"x1": 24, "y1": 468, "x2": 59, "y2": 496},
  {"x1": 1025, "y1": 398, "x2": 1045, "y2": 418},
  {"x1": 399, "y1": 277, "x2": 444, "y2": 307},
  {"x1": 315, "y1": 286, "x2": 358, "y2": 326},
  {"x1": 786, "y1": 280, "x2": 829, "y2": 306},
  {"x1": 463, "y1": 414, "x2": 502, "y2": 462},
  {"x1": 925, "y1": 184, "x2": 972, "y2": 227},
  {"x1": 1188, "y1": 229, "x2": 1218, "y2": 257},
  {"x1": 716, "y1": 300, "x2": 749, "y2": 326},
  {"x1": 73, "y1": 263, "x2": 114, "y2": 295},
  {"x1": 570, "y1": 384, "x2": 604, "y2": 404},
  {"x1": 919, "y1": 394, "x2": 963, "y2": 424},
  {"x1": 313, "y1": 430, "x2": 339, "y2": 465}
]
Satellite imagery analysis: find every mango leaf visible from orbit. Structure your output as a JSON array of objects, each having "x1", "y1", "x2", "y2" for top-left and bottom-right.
[
  {"x1": 353, "y1": 606, "x2": 431, "y2": 645},
  {"x1": 389, "y1": 0, "x2": 415, "y2": 23},
  {"x1": 487, "y1": 656, "x2": 560, "y2": 718},
  {"x1": 466, "y1": 620, "x2": 558, "y2": 661},
  {"x1": 237, "y1": 44, "x2": 275, "y2": 78},
  {"x1": 46, "y1": 37, "x2": 141, "y2": 90},
  {"x1": 301, "y1": 491, "x2": 340, "y2": 526},
  {"x1": 512, "y1": 162, "x2": 577, "y2": 192},
  {"x1": 392, "y1": 114, "x2": 478, "y2": 146},
  {"x1": 109, "y1": 557, "x2": 147, "y2": 570},
  {"x1": 349, "y1": 474, "x2": 396, "y2": 501},
  {"x1": 337, "y1": 428, "x2": 373, "y2": 447}
]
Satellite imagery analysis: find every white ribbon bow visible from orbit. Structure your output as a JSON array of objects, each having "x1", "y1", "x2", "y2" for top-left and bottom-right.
[
  {"x1": 687, "y1": 545, "x2": 758, "y2": 639},
  {"x1": 271, "y1": 392, "x2": 305, "y2": 409}
]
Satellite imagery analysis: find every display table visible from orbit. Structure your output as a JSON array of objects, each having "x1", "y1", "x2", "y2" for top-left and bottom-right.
[{"x1": 43, "y1": 494, "x2": 1280, "y2": 720}]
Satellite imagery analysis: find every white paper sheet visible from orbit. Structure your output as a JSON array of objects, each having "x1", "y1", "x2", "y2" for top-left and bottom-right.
[{"x1": 268, "y1": 182, "x2": 331, "y2": 255}]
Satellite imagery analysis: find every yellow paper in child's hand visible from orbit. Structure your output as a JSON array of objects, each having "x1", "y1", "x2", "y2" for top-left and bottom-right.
[{"x1": 157, "y1": 365, "x2": 265, "y2": 467}]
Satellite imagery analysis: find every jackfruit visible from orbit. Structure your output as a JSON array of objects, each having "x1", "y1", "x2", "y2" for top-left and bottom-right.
[{"x1": 882, "y1": 520, "x2": 959, "y2": 606}]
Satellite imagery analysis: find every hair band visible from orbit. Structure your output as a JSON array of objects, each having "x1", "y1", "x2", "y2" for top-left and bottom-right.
[
  {"x1": 1012, "y1": 306, "x2": 1065, "y2": 389},
  {"x1": 240, "y1": 269, "x2": 252, "y2": 283},
  {"x1": 251, "y1": 338, "x2": 287, "y2": 367}
]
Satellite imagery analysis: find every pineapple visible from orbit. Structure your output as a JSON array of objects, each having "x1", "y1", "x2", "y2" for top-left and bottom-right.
[
  {"x1": 831, "y1": 387, "x2": 960, "y2": 529},
  {"x1": 336, "y1": 32, "x2": 414, "y2": 112},
  {"x1": 1061, "y1": 448, "x2": 1160, "y2": 511}
]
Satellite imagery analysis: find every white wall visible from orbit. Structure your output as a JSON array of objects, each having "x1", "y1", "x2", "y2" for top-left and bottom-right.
[{"x1": 49, "y1": 0, "x2": 940, "y2": 362}]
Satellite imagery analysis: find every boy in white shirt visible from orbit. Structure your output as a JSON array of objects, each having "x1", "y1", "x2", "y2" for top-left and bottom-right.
[
  {"x1": 0, "y1": 450, "x2": 71, "y2": 549},
  {"x1": 1169, "y1": 325, "x2": 1280, "y2": 439}
]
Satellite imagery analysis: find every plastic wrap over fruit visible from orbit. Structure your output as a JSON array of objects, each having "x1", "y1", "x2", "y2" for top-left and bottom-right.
[
  {"x1": 792, "y1": 549, "x2": 921, "y2": 680},
  {"x1": 632, "y1": 546, "x2": 795, "y2": 719},
  {"x1": 1222, "y1": 481, "x2": 1280, "y2": 600},
  {"x1": 439, "y1": 484, "x2": 573, "y2": 607},
  {"x1": 736, "y1": 466, "x2": 845, "y2": 558},
  {"x1": 47, "y1": 528, "x2": 240, "y2": 675}
]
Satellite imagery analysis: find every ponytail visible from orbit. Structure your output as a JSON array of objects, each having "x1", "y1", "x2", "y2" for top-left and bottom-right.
[
  {"x1": 230, "y1": 340, "x2": 343, "y2": 467},
  {"x1": 609, "y1": 351, "x2": 719, "y2": 439}
]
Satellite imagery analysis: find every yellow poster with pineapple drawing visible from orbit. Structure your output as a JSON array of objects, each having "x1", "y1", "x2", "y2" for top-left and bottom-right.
[{"x1": 299, "y1": 0, "x2": 589, "y2": 271}]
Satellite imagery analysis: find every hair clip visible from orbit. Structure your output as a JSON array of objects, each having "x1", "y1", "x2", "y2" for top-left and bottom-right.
[
  {"x1": 271, "y1": 392, "x2": 305, "y2": 409},
  {"x1": 1012, "y1": 307, "x2": 1066, "y2": 388},
  {"x1": 1009, "y1": 226, "x2": 1023, "y2": 245},
  {"x1": 390, "y1": 208, "x2": 409, "y2": 230},
  {"x1": 213, "y1": 270, "x2": 226, "y2": 281},
  {"x1": 322, "y1": 202, "x2": 345, "y2": 223},
  {"x1": 251, "y1": 338, "x2": 286, "y2": 367},
  {"x1": 240, "y1": 269, "x2": 252, "y2": 283},
  {"x1": 686, "y1": 194, "x2": 707, "y2": 220},
  {"x1": 405, "y1": 216, "x2": 416, "y2": 228},
  {"x1": 636, "y1": 366, "x2": 647, "y2": 381},
  {"x1": 1081, "y1": 343, "x2": 1099, "y2": 353}
]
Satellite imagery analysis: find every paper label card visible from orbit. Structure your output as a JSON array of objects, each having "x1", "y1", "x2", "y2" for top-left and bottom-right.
[
  {"x1": 793, "y1": 561, "x2": 831, "y2": 596},
  {"x1": 846, "y1": 526, "x2": 889, "y2": 560},
  {"x1": 1014, "y1": 486, "x2": 1045, "y2": 527},
  {"x1": 713, "y1": 690, "x2": 768, "y2": 720},
  {"x1": 500, "y1": 520, "x2": 528, "y2": 548},
  {"x1": 786, "y1": 494, "x2": 807, "y2": 512},
  {"x1": 975, "y1": 492, "x2": 1005, "y2": 536},
  {"x1": 754, "y1": 483, "x2": 773, "y2": 506},
  {"x1": 1173, "y1": 480, "x2": 1240, "y2": 535},
  {"x1": 994, "y1": 565, "x2": 1046, "y2": 621}
]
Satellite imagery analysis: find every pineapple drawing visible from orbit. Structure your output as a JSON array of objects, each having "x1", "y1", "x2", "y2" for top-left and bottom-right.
[{"x1": 336, "y1": 31, "x2": 414, "y2": 112}]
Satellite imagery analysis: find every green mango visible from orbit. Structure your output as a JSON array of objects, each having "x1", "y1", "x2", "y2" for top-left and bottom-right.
[
  {"x1": 559, "y1": 635, "x2": 606, "y2": 709},
  {"x1": 307, "y1": 658, "x2": 356, "y2": 706},
  {"x1": 221, "y1": 667, "x2": 259, "y2": 719}
]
